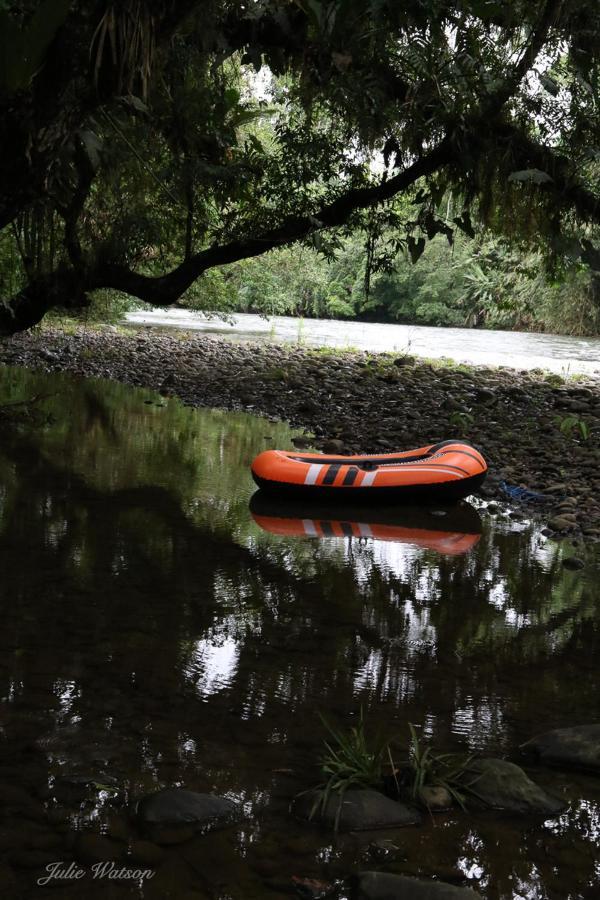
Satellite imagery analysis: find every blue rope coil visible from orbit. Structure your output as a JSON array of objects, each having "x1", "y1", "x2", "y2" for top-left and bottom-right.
[{"x1": 499, "y1": 481, "x2": 554, "y2": 504}]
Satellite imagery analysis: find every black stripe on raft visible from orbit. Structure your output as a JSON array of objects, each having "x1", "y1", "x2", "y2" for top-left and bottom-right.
[
  {"x1": 290, "y1": 444, "x2": 486, "y2": 470},
  {"x1": 343, "y1": 467, "x2": 359, "y2": 486},
  {"x1": 320, "y1": 521, "x2": 334, "y2": 535},
  {"x1": 322, "y1": 464, "x2": 341, "y2": 485},
  {"x1": 427, "y1": 439, "x2": 464, "y2": 453},
  {"x1": 429, "y1": 462, "x2": 471, "y2": 476},
  {"x1": 442, "y1": 449, "x2": 485, "y2": 468},
  {"x1": 341, "y1": 522, "x2": 353, "y2": 537}
]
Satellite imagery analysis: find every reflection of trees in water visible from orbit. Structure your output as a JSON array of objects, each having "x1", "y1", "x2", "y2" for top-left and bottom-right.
[
  {"x1": 0, "y1": 369, "x2": 599, "y2": 898},
  {"x1": 0, "y1": 364, "x2": 290, "y2": 536},
  {"x1": 326, "y1": 520, "x2": 597, "y2": 749},
  {"x1": 0, "y1": 368, "x2": 597, "y2": 792}
]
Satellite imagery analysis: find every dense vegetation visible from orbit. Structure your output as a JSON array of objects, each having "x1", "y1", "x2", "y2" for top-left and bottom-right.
[
  {"x1": 177, "y1": 231, "x2": 600, "y2": 334},
  {"x1": 1, "y1": 0, "x2": 600, "y2": 335}
]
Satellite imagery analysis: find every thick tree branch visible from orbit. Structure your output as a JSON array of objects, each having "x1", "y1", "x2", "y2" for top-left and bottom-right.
[
  {"x1": 94, "y1": 138, "x2": 454, "y2": 305},
  {"x1": 0, "y1": 268, "x2": 91, "y2": 336},
  {"x1": 0, "y1": 0, "x2": 592, "y2": 338},
  {"x1": 56, "y1": 138, "x2": 96, "y2": 267},
  {"x1": 0, "y1": 140, "x2": 451, "y2": 334},
  {"x1": 3, "y1": 114, "x2": 600, "y2": 338}
]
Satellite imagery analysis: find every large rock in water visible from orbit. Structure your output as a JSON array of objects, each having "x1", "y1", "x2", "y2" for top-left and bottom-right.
[
  {"x1": 292, "y1": 789, "x2": 421, "y2": 831},
  {"x1": 458, "y1": 759, "x2": 565, "y2": 816},
  {"x1": 353, "y1": 872, "x2": 482, "y2": 899},
  {"x1": 135, "y1": 788, "x2": 241, "y2": 845},
  {"x1": 521, "y1": 725, "x2": 600, "y2": 773}
]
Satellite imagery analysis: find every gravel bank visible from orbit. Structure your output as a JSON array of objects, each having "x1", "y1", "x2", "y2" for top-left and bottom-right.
[{"x1": 1, "y1": 324, "x2": 600, "y2": 538}]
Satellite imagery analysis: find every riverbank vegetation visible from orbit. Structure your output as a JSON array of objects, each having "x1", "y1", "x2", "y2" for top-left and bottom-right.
[
  {"x1": 1, "y1": 1, "x2": 600, "y2": 335},
  {"x1": 177, "y1": 230, "x2": 600, "y2": 335}
]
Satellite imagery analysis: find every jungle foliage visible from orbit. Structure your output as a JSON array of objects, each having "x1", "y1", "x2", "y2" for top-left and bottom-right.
[
  {"x1": 177, "y1": 229, "x2": 600, "y2": 334},
  {"x1": 1, "y1": 0, "x2": 600, "y2": 334}
]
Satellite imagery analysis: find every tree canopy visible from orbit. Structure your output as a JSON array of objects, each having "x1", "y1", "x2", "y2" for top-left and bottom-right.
[{"x1": 1, "y1": 0, "x2": 600, "y2": 334}]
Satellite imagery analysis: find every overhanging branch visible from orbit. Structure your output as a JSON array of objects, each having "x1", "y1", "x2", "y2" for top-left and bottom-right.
[
  {"x1": 3, "y1": 115, "x2": 600, "y2": 337},
  {"x1": 95, "y1": 138, "x2": 453, "y2": 305},
  {"x1": 0, "y1": 140, "x2": 451, "y2": 334}
]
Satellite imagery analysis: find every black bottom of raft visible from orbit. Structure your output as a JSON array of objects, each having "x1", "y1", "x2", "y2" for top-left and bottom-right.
[
  {"x1": 251, "y1": 471, "x2": 487, "y2": 504},
  {"x1": 249, "y1": 493, "x2": 483, "y2": 533}
]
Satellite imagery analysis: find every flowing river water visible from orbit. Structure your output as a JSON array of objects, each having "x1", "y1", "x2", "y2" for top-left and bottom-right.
[
  {"x1": 0, "y1": 366, "x2": 598, "y2": 899},
  {"x1": 125, "y1": 309, "x2": 600, "y2": 376}
]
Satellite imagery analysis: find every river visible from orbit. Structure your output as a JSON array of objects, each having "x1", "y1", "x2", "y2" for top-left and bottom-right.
[{"x1": 125, "y1": 309, "x2": 600, "y2": 375}]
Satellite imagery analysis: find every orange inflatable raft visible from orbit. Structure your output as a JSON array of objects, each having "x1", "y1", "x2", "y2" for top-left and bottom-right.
[
  {"x1": 251, "y1": 440, "x2": 487, "y2": 503},
  {"x1": 250, "y1": 494, "x2": 482, "y2": 556}
]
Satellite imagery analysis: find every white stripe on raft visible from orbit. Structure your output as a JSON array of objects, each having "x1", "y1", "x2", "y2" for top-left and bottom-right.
[
  {"x1": 361, "y1": 471, "x2": 377, "y2": 486},
  {"x1": 304, "y1": 463, "x2": 324, "y2": 485},
  {"x1": 302, "y1": 519, "x2": 318, "y2": 535},
  {"x1": 357, "y1": 466, "x2": 463, "y2": 486},
  {"x1": 357, "y1": 523, "x2": 373, "y2": 536},
  {"x1": 370, "y1": 466, "x2": 463, "y2": 478}
]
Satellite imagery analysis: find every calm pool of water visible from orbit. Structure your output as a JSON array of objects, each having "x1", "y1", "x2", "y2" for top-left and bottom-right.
[{"x1": 0, "y1": 366, "x2": 598, "y2": 899}]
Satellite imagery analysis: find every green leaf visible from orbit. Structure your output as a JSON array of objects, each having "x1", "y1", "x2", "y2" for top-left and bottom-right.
[
  {"x1": 120, "y1": 94, "x2": 149, "y2": 115},
  {"x1": 539, "y1": 74, "x2": 559, "y2": 96},
  {"x1": 79, "y1": 130, "x2": 103, "y2": 170},
  {"x1": 224, "y1": 87, "x2": 241, "y2": 110},
  {"x1": 231, "y1": 107, "x2": 274, "y2": 127},
  {"x1": 508, "y1": 169, "x2": 553, "y2": 185},
  {"x1": 407, "y1": 235, "x2": 426, "y2": 263},
  {"x1": 580, "y1": 239, "x2": 600, "y2": 271},
  {"x1": 453, "y1": 212, "x2": 476, "y2": 239}
]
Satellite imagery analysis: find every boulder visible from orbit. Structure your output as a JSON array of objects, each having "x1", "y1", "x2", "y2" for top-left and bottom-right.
[
  {"x1": 520, "y1": 725, "x2": 600, "y2": 773},
  {"x1": 547, "y1": 516, "x2": 576, "y2": 532},
  {"x1": 353, "y1": 872, "x2": 482, "y2": 899},
  {"x1": 135, "y1": 788, "x2": 241, "y2": 845},
  {"x1": 458, "y1": 759, "x2": 564, "y2": 816},
  {"x1": 292, "y1": 789, "x2": 421, "y2": 832},
  {"x1": 474, "y1": 388, "x2": 495, "y2": 403},
  {"x1": 417, "y1": 785, "x2": 453, "y2": 811}
]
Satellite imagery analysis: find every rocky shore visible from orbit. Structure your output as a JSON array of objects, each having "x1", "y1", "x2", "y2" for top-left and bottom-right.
[{"x1": 1, "y1": 323, "x2": 599, "y2": 538}]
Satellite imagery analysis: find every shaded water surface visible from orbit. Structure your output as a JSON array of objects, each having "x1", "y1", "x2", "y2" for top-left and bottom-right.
[{"x1": 0, "y1": 367, "x2": 598, "y2": 899}]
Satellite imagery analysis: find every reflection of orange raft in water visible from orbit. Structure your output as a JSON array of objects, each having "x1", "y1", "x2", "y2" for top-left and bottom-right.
[
  {"x1": 251, "y1": 440, "x2": 487, "y2": 503},
  {"x1": 250, "y1": 494, "x2": 482, "y2": 556}
]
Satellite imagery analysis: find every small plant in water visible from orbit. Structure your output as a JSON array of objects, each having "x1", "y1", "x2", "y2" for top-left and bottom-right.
[
  {"x1": 306, "y1": 716, "x2": 477, "y2": 829},
  {"x1": 556, "y1": 415, "x2": 589, "y2": 441},
  {"x1": 309, "y1": 710, "x2": 387, "y2": 830},
  {"x1": 392, "y1": 724, "x2": 475, "y2": 812}
]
